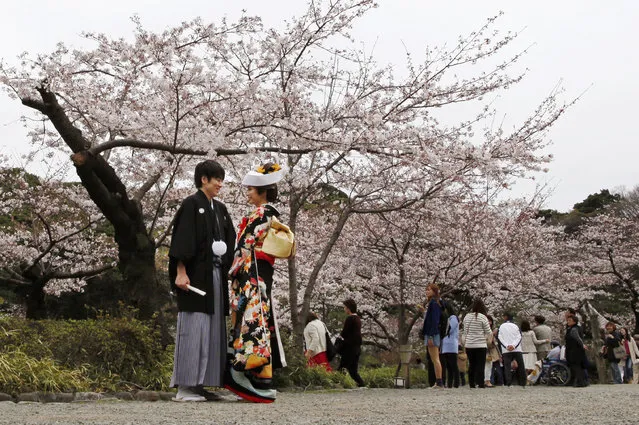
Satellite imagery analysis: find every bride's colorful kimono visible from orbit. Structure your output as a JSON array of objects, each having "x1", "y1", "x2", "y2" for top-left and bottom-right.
[{"x1": 229, "y1": 204, "x2": 286, "y2": 382}]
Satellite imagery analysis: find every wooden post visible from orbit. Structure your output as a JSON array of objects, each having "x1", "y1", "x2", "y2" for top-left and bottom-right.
[{"x1": 398, "y1": 344, "x2": 413, "y2": 388}]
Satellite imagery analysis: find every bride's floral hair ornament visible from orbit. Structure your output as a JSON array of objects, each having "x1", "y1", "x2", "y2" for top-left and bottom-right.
[
  {"x1": 256, "y1": 163, "x2": 281, "y2": 174},
  {"x1": 242, "y1": 162, "x2": 284, "y2": 187}
]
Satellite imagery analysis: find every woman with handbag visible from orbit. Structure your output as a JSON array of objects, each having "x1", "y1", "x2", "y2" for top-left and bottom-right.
[
  {"x1": 226, "y1": 163, "x2": 288, "y2": 403},
  {"x1": 304, "y1": 312, "x2": 333, "y2": 371},
  {"x1": 602, "y1": 321, "x2": 623, "y2": 384}
]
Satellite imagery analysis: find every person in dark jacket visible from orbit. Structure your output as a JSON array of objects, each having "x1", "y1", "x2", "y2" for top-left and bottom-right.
[
  {"x1": 338, "y1": 298, "x2": 365, "y2": 387},
  {"x1": 421, "y1": 284, "x2": 444, "y2": 388},
  {"x1": 603, "y1": 321, "x2": 622, "y2": 384},
  {"x1": 168, "y1": 160, "x2": 235, "y2": 402},
  {"x1": 565, "y1": 314, "x2": 587, "y2": 387}
]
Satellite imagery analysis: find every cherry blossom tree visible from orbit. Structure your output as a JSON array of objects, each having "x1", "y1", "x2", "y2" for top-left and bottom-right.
[
  {"x1": 0, "y1": 1, "x2": 570, "y2": 324},
  {"x1": 572, "y1": 212, "x2": 639, "y2": 333},
  {"x1": 0, "y1": 167, "x2": 116, "y2": 318},
  {"x1": 310, "y1": 196, "x2": 561, "y2": 347}
]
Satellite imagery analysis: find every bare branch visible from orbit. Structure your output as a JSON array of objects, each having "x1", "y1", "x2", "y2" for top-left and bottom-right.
[
  {"x1": 88, "y1": 139, "x2": 207, "y2": 156},
  {"x1": 50, "y1": 263, "x2": 115, "y2": 279}
]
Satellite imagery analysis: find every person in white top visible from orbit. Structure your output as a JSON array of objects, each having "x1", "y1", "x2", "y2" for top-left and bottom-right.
[
  {"x1": 497, "y1": 312, "x2": 527, "y2": 387},
  {"x1": 461, "y1": 298, "x2": 492, "y2": 388},
  {"x1": 303, "y1": 312, "x2": 332, "y2": 371}
]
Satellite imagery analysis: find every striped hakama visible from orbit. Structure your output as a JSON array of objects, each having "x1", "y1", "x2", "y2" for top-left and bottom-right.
[{"x1": 170, "y1": 265, "x2": 227, "y2": 388}]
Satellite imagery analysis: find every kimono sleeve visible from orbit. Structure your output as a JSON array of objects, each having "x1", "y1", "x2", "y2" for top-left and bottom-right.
[{"x1": 169, "y1": 198, "x2": 197, "y2": 262}]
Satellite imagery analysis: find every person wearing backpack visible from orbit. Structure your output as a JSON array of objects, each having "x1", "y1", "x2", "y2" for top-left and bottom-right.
[
  {"x1": 421, "y1": 283, "x2": 444, "y2": 388},
  {"x1": 440, "y1": 302, "x2": 460, "y2": 388}
]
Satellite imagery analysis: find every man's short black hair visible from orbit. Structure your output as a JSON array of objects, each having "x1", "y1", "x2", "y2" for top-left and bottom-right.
[
  {"x1": 503, "y1": 312, "x2": 515, "y2": 321},
  {"x1": 343, "y1": 298, "x2": 357, "y2": 314},
  {"x1": 194, "y1": 160, "x2": 225, "y2": 188},
  {"x1": 534, "y1": 315, "x2": 546, "y2": 325}
]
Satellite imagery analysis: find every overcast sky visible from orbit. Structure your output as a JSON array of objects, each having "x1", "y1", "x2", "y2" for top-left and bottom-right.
[{"x1": 1, "y1": 0, "x2": 637, "y2": 211}]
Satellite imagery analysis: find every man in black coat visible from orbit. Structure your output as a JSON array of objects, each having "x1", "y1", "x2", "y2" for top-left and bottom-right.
[
  {"x1": 338, "y1": 298, "x2": 366, "y2": 387},
  {"x1": 168, "y1": 160, "x2": 235, "y2": 401},
  {"x1": 565, "y1": 314, "x2": 587, "y2": 387}
]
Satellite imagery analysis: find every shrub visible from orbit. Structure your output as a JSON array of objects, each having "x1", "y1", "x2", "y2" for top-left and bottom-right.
[
  {"x1": 0, "y1": 350, "x2": 91, "y2": 394},
  {"x1": 0, "y1": 315, "x2": 173, "y2": 391},
  {"x1": 278, "y1": 365, "x2": 357, "y2": 389},
  {"x1": 360, "y1": 367, "x2": 430, "y2": 388},
  {"x1": 0, "y1": 316, "x2": 430, "y2": 392}
]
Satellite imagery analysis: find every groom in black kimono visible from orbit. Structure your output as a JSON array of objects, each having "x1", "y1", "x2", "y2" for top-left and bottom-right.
[{"x1": 168, "y1": 160, "x2": 235, "y2": 402}]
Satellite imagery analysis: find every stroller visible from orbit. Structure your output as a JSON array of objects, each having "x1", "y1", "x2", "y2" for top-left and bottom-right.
[{"x1": 536, "y1": 357, "x2": 571, "y2": 386}]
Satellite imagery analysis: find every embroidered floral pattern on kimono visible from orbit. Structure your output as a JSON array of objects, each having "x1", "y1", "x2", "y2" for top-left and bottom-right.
[{"x1": 229, "y1": 205, "x2": 277, "y2": 373}]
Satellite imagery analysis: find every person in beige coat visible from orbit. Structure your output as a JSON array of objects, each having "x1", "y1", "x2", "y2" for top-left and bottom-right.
[
  {"x1": 632, "y1": 335, "x2": 639, "y2": 384},
  {"x1": 521, "y1": 320, "x2": 550, "y2": 373},
  {"x1": 533, "y1": 315, "x2": 553, "y2": 360},
  {"x1": 619, "y1": 328, "x2": 639, "y2": 384}
]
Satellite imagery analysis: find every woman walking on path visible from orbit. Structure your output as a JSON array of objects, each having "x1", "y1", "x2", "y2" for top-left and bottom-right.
[
  {"x1": 304, "y1": 312, "x2": 333, "y2": 371},
  {"x1": 461, "y1": 299, "x2": 492, "y2": 388},
  {"x1": 338, "y1": 299, "x2": 366, "y2": 387}
]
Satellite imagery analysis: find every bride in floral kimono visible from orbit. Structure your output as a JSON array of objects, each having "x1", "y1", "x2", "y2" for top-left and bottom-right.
[{"x1": 225, "y1": 163, "x2": 287, "y2": 403}]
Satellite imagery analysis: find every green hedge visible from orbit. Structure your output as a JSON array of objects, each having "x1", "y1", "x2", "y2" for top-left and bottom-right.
[
  {"x1": 0, "y1": 315, "x2": 430, "y2": 394},
  {"x1": 0, "y1": 350, "x2": 91, "y2": 394},
  {"x1": 0, "y1": 315, "x2": 172, "y2": 393},
  {"x1": 276, "y1": 364, "x2": 430, "y2": 389}
]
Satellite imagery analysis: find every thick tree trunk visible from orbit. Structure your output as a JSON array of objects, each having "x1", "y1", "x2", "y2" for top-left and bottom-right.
[
  {"x1": 22, "y1": 87, "x2": 165, "y2": 319},
  {"x1": 117, "y1": 231, "x2": 165, "y2": 319},
  {"x1": 299, "y1": 209, "x2": 351, "y2": 327},
  {"x1": 287, "y1": 198, "x2": 304, "y2": 347},
  {"x1": 398, "y1": 305, "x2": 409, "y2": 345},
  {"x1": 24, "y1": 281, "x2": 47, "y2": 320}
]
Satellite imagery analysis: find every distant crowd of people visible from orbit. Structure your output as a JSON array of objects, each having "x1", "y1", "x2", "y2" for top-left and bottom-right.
[
  {"x1": 415, "y1": 284, "x2": 639, "y2": 388},
  {"x1": 302, "y1": 287, "x2": 639, "y2": 389}
]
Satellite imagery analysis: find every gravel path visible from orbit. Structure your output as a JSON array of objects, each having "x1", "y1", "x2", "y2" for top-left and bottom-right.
[{"x1": 1, "y1": 385, "x2": 638, "y2": 425}]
